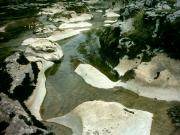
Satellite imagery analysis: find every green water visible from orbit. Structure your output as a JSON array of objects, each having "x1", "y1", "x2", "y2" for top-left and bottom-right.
[{"x1": 0, "y1": 31, "x2": 34, "y2": 61}]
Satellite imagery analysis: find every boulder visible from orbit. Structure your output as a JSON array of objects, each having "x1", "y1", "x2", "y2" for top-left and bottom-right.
[
  {"x1": 0, "y1": 93, "x2": 52, "y2": 135},
  {"x1": 47, "y1": 101, "x2": 153, "y2": 135},
  {"x1": 24, "y1": 38, "x2": 63, "y2": 62}
]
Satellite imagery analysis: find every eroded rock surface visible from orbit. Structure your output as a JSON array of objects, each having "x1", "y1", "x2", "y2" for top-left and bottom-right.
[
  {"x1": 1, "y1": 38, "x2": 63, "y2": 120},
  {"x1": 75, "y1": 62, "x2": 180, "y2": 101},
  {"x1": 0, "y1": 93, "x2": 53, "y2": 135},
  {"x1": 47, "y1": 101, "x2": 153, "y2": 135}
]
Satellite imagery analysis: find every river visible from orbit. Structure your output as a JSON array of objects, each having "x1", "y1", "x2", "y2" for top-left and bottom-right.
[{"x1": 0, "y1": 1, "x2": 180, "y2": 135}]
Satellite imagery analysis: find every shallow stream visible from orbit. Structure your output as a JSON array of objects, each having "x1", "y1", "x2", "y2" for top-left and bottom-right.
[{"x1": 0, "y1": 1, "x2": 180, "y2": 135}]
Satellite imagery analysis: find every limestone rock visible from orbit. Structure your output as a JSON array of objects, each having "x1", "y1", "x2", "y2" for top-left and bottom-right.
[
  {"x1": 25, "y1": 61, "x2": 54, "y2": 120},
  {"x1": 82, "y1": 0, "x2": 99, "y2": 5},
  {"x1": 166, "y1": 10, "x2": 180, "y2": 23},
  {"x1": 2, "y1": 38, "x2": 64, "y2": 120},
  {"x1": 39, "y1": 2, "x2": 65, "y2": 16},
  {"x1": 3, "y1": 52, "x2": 36, "y2": 101},
  {"x1": 59, "y1": 22, "x2": 92, "y2": 30},
  {"x1": 0, "y1": 93, "x2": 52, "y2": 135},
  {"x1": 134, "y1": 53, "x2": 180, "y2": 87},
  {"x1": 22, "y1": 38, "x2": 64, "y2": 120},
  {"x1": 47, "y1": 101, "x2": 153, "y2": 135},
  {"x1": 104, "y1": 11, "x2": 120, "y2": 18},
  {"x1": 1, "y1": 52, "x2": 52, "y2": 120},
  {"x1": 75, "y1": 62, "x2": 180, "y2": 101},
  {"x1": 144, "y1": 0, "x2": 157, "y2": 7},
  {"x1": 75, "y1": 64, "x2": 117, "y2": 89},
  {"x1": 69, "y1": 14, "x2": 93, "y2": 23},
  {"x1": 114, "y1": 56, "x2": 141, "y2": 76},
  {"x1": 47, "y1": 28, "x2": 90, "y2": 42},
  {"x1": 24, "y1": 38, "x2": 63, "y2": 62}
]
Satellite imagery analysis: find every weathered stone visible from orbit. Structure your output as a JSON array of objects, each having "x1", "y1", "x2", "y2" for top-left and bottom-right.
[
  {"x1": 75, "y1": 61, "x2": 180, "y2": 101},
  {"x1": 144, "y1": 0, "x2": 158, "y2": 7},
  {"x1": 166, "y1": 10, "x2": 180, "y2": 23},
  {"x1": 1, "y1": 38, "x2": 64, "y2": 120},
  {"x1": 0, "y1": 93, "x2": 52, "y2": 135},
  {"x1": 59, "y1": 22, "x2": 92, "y2": 30},
  {"x1": 4, "y1": 52, "x2": 36, "y2": 101},
  {"x1": 24, "y1": 38, "x2": 63, "y2": 62},
  {"x1": 47, "y1": 101, "x2": 153, "y2": 135}
]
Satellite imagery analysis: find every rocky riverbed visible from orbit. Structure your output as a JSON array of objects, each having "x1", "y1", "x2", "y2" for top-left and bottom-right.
[{"x1": 0, "y1": 0, "x2": 180, "y2": 135}]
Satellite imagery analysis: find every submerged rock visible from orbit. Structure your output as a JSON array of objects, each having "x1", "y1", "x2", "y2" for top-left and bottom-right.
[{"x1": 47, "y1": 100, "x2": 153, "y2": 135}]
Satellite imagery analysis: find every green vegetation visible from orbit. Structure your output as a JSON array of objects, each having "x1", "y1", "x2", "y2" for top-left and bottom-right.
[
  {"x1": 166, "y1": 0, "x2": 176, "y2": 5},
  {"x1": 126, "y1": 10, "x2": 153, "y2": 45},
  {"x1": 53, "y1": 12, "x2": 72, "y2": 19},
  {"x1": 66, "y1": 3, "x2": 89, "y2": 13},
  {"x1": 78, "y1": 33, "x2": 119, "y2": 82},
  {"x1": 168, "y1": 105, "x2": 180, "y2": 127}
]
